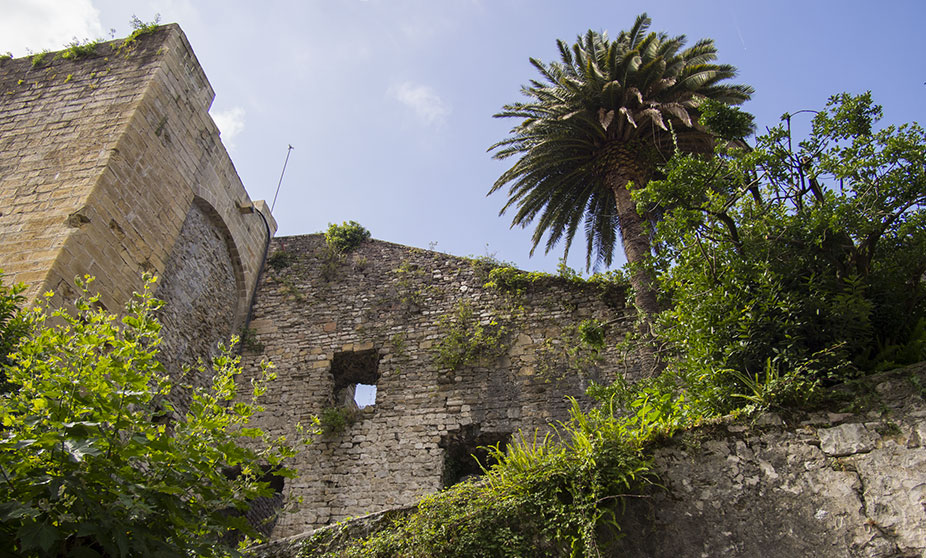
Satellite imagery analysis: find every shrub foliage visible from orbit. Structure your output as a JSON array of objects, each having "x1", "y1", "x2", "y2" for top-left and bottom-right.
[
  {"x1": 324, "y1": 221, "x2": 371, "y2": 254},
  {"x1": 0, "y1": 272, "x2": 27, "y2": 392},
  {"x1": 0, "y1": 276, "x2": 300, "y2": 557}
]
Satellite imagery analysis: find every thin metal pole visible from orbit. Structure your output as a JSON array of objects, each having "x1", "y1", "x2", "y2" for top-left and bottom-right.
[{"x1": 271, "y1": 144, "x2": 293, "y2": 212}]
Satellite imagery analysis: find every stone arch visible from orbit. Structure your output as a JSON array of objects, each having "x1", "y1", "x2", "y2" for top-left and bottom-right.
[
  {"x1": 188, "y1": 195, "x2": 250, "y2": 322},
  {"x1": 154, "y1": 195, "x2": 247, "y2": 381}
]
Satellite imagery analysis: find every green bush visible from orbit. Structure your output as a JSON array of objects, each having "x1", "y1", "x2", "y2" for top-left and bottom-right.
[
  {"x1": 319, "y1": 406, "x2": 356, "y2": 436},
  {"x1": 267, "y1": 250, "x2": 297, "y2": 270},
  {"x1": 483, "y1": 265, "x2": 551, "y2": 291},
  {"x1": 30, "y1": 51, "x2": 49, "y2": 68},
  {"x1": 577, "y1": 319, "x2": 606, "y2": 351},
  {"x1": 324, "y1": 221, "x2": 371, "y2": 254},
  {"x1": 127, "y1": 14, "x2": 161, "y2": 41},
  {"x1": 0, "y1": 276, "x2": 302, "y2": 556},
  {"x1": 60, "y1": 38, "x2": 99, "y2": 60}
]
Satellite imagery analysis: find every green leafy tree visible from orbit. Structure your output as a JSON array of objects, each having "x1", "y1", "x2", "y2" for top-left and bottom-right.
[
  {"x1": 489, "y1": 13, "x2": 752, "y2": 322},
  {"x1": 635, "y1": 93, "x2": 926, "y2": 411},
  {"x1": 0, "y1": 276, "x2": 302, "y2": 557}
]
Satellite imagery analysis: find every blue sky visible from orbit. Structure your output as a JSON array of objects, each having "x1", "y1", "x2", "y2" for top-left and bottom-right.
[{"x1": 3, "y1": 0, "x2": 924, "y2": 274}]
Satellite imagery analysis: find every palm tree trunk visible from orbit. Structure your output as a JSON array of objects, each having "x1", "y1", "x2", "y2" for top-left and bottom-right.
[
  {"x1": 608, "y1": 173, "x2": 660, "y2": 317},
  {"x1": 608, "y1": 168, "x2": 662, "y2": 377}
]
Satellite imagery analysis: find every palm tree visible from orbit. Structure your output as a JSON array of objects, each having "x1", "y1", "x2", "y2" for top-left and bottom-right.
[{"x1": 489, "y1": 13, "x2": 752, "y2": 319}]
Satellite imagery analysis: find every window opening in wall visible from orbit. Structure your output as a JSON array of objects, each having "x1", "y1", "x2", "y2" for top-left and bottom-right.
[
  {"x1": 440, "y1": 426, "x2": 512, "y2": 488},
  {"x1": 331, "y1": 348, "x2": 381, "y2": 410}
]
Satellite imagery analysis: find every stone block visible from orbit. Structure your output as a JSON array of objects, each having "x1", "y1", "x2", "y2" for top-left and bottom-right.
[{"x1": 818, "y1": 423, "x2": 879, "y2": 457}]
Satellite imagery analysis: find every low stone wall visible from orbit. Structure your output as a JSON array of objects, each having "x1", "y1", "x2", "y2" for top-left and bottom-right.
[
  {"x1": 610, "y1": 363, "x2": 926, "y2": 557},
  {"x1": 252, "y1": 363, "x2": 926, "y2": 557}
]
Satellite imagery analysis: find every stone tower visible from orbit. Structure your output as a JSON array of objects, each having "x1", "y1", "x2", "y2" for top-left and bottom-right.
[{"x1": 0, "y1": 24, "x2": 275, "y2": 373}]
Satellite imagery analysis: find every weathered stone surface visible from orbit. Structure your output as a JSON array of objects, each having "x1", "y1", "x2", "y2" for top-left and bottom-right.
[
  {"x1": 240, "y1": 234, "x2": 642, "y2": 537},
  {"x1": 818, "y1": 423, "x2": 879, "y2": 457},
  {"x1": 608, "y1": 363, "x2": 926, "y2": 558},
  {"x1": 260, "y1": 364, "x2": 926, "y2": 557},
  {"x1": 0, "y1": 25, "x2": 275, "y2": 377},
  {"x1": 156, "y1": 200, "x2": 239, "y2": 380}
]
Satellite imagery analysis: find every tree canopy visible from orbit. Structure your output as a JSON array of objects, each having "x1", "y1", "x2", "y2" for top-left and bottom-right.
[
  {"x1": 489, "y1": 13, "x2": 751, "y2": 320},
  {"x1": 635, "y1": 92, "x2": 926, "y2": 410}
]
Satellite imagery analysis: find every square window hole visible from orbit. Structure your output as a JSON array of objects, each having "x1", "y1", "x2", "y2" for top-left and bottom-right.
[
  {"x1": 440, "y1": 426, "x2": 511, "y2": 487},
  {"x1": 331, "y1": 348, "x2": 381, "y2": 409}
]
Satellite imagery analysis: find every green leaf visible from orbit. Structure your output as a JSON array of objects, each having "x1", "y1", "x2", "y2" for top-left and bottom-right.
[
  {"x1": 64, "y1": 438, "x2": 102, "y2": 462},
  {"x1": 18, "y1": 521, "x2": 59, "y2": 553}
]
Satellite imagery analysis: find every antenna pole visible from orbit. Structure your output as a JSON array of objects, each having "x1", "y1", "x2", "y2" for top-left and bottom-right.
[{"x1": 271, "y1": 144, "x2": 294, "y2": 212}]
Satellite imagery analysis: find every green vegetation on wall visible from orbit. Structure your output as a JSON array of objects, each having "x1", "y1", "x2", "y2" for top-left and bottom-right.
[
  {"x1": 267, "y1": 250, "x2": 297, "y2": 270},
  {"x1": 29, "y1": 51, "x2": 49, "y2": 68},
  {"x1": 434, "y1": 301, "x2": 512, "y2": 371},
  {"x1": 325, "y1": 221, "x2": 371, "y2": 254},
  {"x1": 124, "y1": 14, "x2": 161, "y2": 45},
  {"x1": 300, "y1": 385, "x2": 692, "y2": 558},
  {"x1": 319, "y1": 406, "x2": 357, "y2": 436},
  {"x1": 60, "y1": 39, "x2": 99, "y2": 60}
]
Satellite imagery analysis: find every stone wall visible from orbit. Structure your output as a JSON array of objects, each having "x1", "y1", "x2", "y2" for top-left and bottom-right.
[
  {"x1": 609, "y1": 364, "x2": 926, "y2": 558},
  {"x1": 0, "y1": 32, "x2": 162, "y2": 302},
  {"x1": 0, "y1": 25, "x2": 275, "y2": 375},
  {"x1": 256, "y1": 363, "x2": 926, "y2": 558},
  {"x1": 241, "y1": 234, "x2": 642, "y2": 537}
]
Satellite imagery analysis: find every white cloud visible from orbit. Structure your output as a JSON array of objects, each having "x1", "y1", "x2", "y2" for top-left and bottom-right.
[
  {"x1": 210, "y1": 106, "x2": 246, "y2": 149},
  {"x1": 388, "y1": 82, "x2": 450, "y2": 126},
  {"x1": 0, "y1": 0, "x2": 104, "y2": 55}
]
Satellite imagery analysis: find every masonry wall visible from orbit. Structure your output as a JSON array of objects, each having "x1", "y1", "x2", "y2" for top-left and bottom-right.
[
  {"x1": 260, "y1": 363, "x2": 926, "y2": 558},
  {"x1": 607, "y1": 364, "x2": 926, "y2": 557},
  {"x1": 0, "y1": 32, "x2": 162, "y2": 302},
  {"x1": 0, "y1": 25, "x2": 275, "y2": 376},
  {"x1": 242, "y1": 234, "x2": 643, "y2": 537}
]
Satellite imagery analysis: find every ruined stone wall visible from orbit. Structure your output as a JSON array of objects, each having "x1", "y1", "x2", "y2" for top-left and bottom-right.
[
  {"x1": 256, "y1": 363, "x2": 926, "y2": 558},
  {"x1": 0, "y1": 25, "x2": 275, "y2": 375},
  {"x1": 241, "y1": 234, "x2": 642, "y2": 537},
  {"x1": 599, "y1": 363, "x2": 926, "y2": 557}
]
